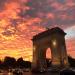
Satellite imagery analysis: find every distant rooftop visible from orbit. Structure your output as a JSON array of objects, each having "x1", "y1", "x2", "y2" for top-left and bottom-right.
[{"x1": 32, "y1": 27, "x2": 66, "y2": 40}]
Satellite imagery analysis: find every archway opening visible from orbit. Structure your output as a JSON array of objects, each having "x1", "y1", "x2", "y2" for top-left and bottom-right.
[{"x1": 46, "y1": 48, "x2": 52, "y2": 67}]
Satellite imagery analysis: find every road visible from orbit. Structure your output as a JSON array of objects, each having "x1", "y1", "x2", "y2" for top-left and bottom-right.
[{"x1": 0, "y1": 71, "x2": 60, "y2": 75}]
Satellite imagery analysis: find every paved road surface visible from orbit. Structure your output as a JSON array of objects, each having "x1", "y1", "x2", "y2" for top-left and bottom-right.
[{"x1": 0, "y1": 72, "x2": 60, "y2": 75}]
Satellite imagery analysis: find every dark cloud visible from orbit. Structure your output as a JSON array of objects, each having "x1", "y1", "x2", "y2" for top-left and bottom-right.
[
  {"x1": 0, "y1": 0, "x2": 75, "y2": 28},
  {"x1": 19, "y1": 0, "x2": 54, "y2": 18},
  {"x1": 17, "y1": 0, "x2": 75, "y2": 29},
  {"x1": 2, "y1": 30, "x2": 15, "y2": 36},
  {"x1": 0, "y1": 0, "x2": 8, "y2": 11},
  {"x1": 56, "y1": 0, "x2": 66, "y2": 3}
]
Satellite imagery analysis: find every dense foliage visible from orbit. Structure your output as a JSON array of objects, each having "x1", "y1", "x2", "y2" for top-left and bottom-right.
[
  {"x1": 68, "y1": 56, "x2": 75, "y2": 67},
  {"x1": 0, "y1": 56, "x2": 31, "y2": 70}
]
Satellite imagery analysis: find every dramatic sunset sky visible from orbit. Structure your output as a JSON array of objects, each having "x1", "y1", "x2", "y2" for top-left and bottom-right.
[{"x1": 0, "y1": 0, "x2": 75, "y2": 61}]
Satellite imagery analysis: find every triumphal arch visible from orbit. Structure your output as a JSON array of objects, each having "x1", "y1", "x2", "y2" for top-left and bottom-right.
[{"x1": 32, "y1": 27, "x2": 69, "y2": 71}]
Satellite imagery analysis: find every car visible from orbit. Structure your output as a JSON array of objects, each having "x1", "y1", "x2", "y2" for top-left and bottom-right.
[{"x1": 60, "y1": 68, "x2": 75, "y2": 75}]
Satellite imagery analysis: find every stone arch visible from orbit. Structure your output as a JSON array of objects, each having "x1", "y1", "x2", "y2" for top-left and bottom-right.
[{"x1": 32, "y1": 27, "x2": 69, "y2": 71}]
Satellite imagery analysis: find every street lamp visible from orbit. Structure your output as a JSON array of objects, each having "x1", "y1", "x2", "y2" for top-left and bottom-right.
[
  {"x1": 52, "y1": 40, "x2": 57, "y2": 46},
  {"x1": 33, "y1": 46, "x2": 36, "y2": 51}
]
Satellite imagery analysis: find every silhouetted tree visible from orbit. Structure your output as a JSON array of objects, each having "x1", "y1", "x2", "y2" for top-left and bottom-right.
[
  {"x1": 24, "y1": 61, "x2": 31, "y2": 68},
  {"x1": 0, "y1": 60, "x2": 3, "y2": 69},
  {"x1": 0, "y1": 57, "x2": 31, "y2": 69},
  {"x1": 17, "y1": 57, "x2": 24, "y2": 68},
  {"x1": 68, "y1": 56, "x2": 75, "y2": 67},
  {"x1": 17, "y1": 57, "x2": 31, "y2": 69},
  {"x1": 3, "y1": 56, "x2": 16, "y2": 69}
]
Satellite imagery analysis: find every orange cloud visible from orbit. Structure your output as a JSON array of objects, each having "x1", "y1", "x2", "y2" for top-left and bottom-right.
[{"x1": 66, "y1": 39, "x2": 75, "y2": 58}]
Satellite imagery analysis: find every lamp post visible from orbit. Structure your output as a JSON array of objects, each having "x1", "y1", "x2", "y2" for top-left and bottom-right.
[{"x1": 52, "y1": 40, "x2": 57, "y2": 47}]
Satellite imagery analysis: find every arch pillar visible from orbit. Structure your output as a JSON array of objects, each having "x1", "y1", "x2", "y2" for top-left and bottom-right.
[{"x1": 32, "y1": 43, "x2": 47, "y2": 71}]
